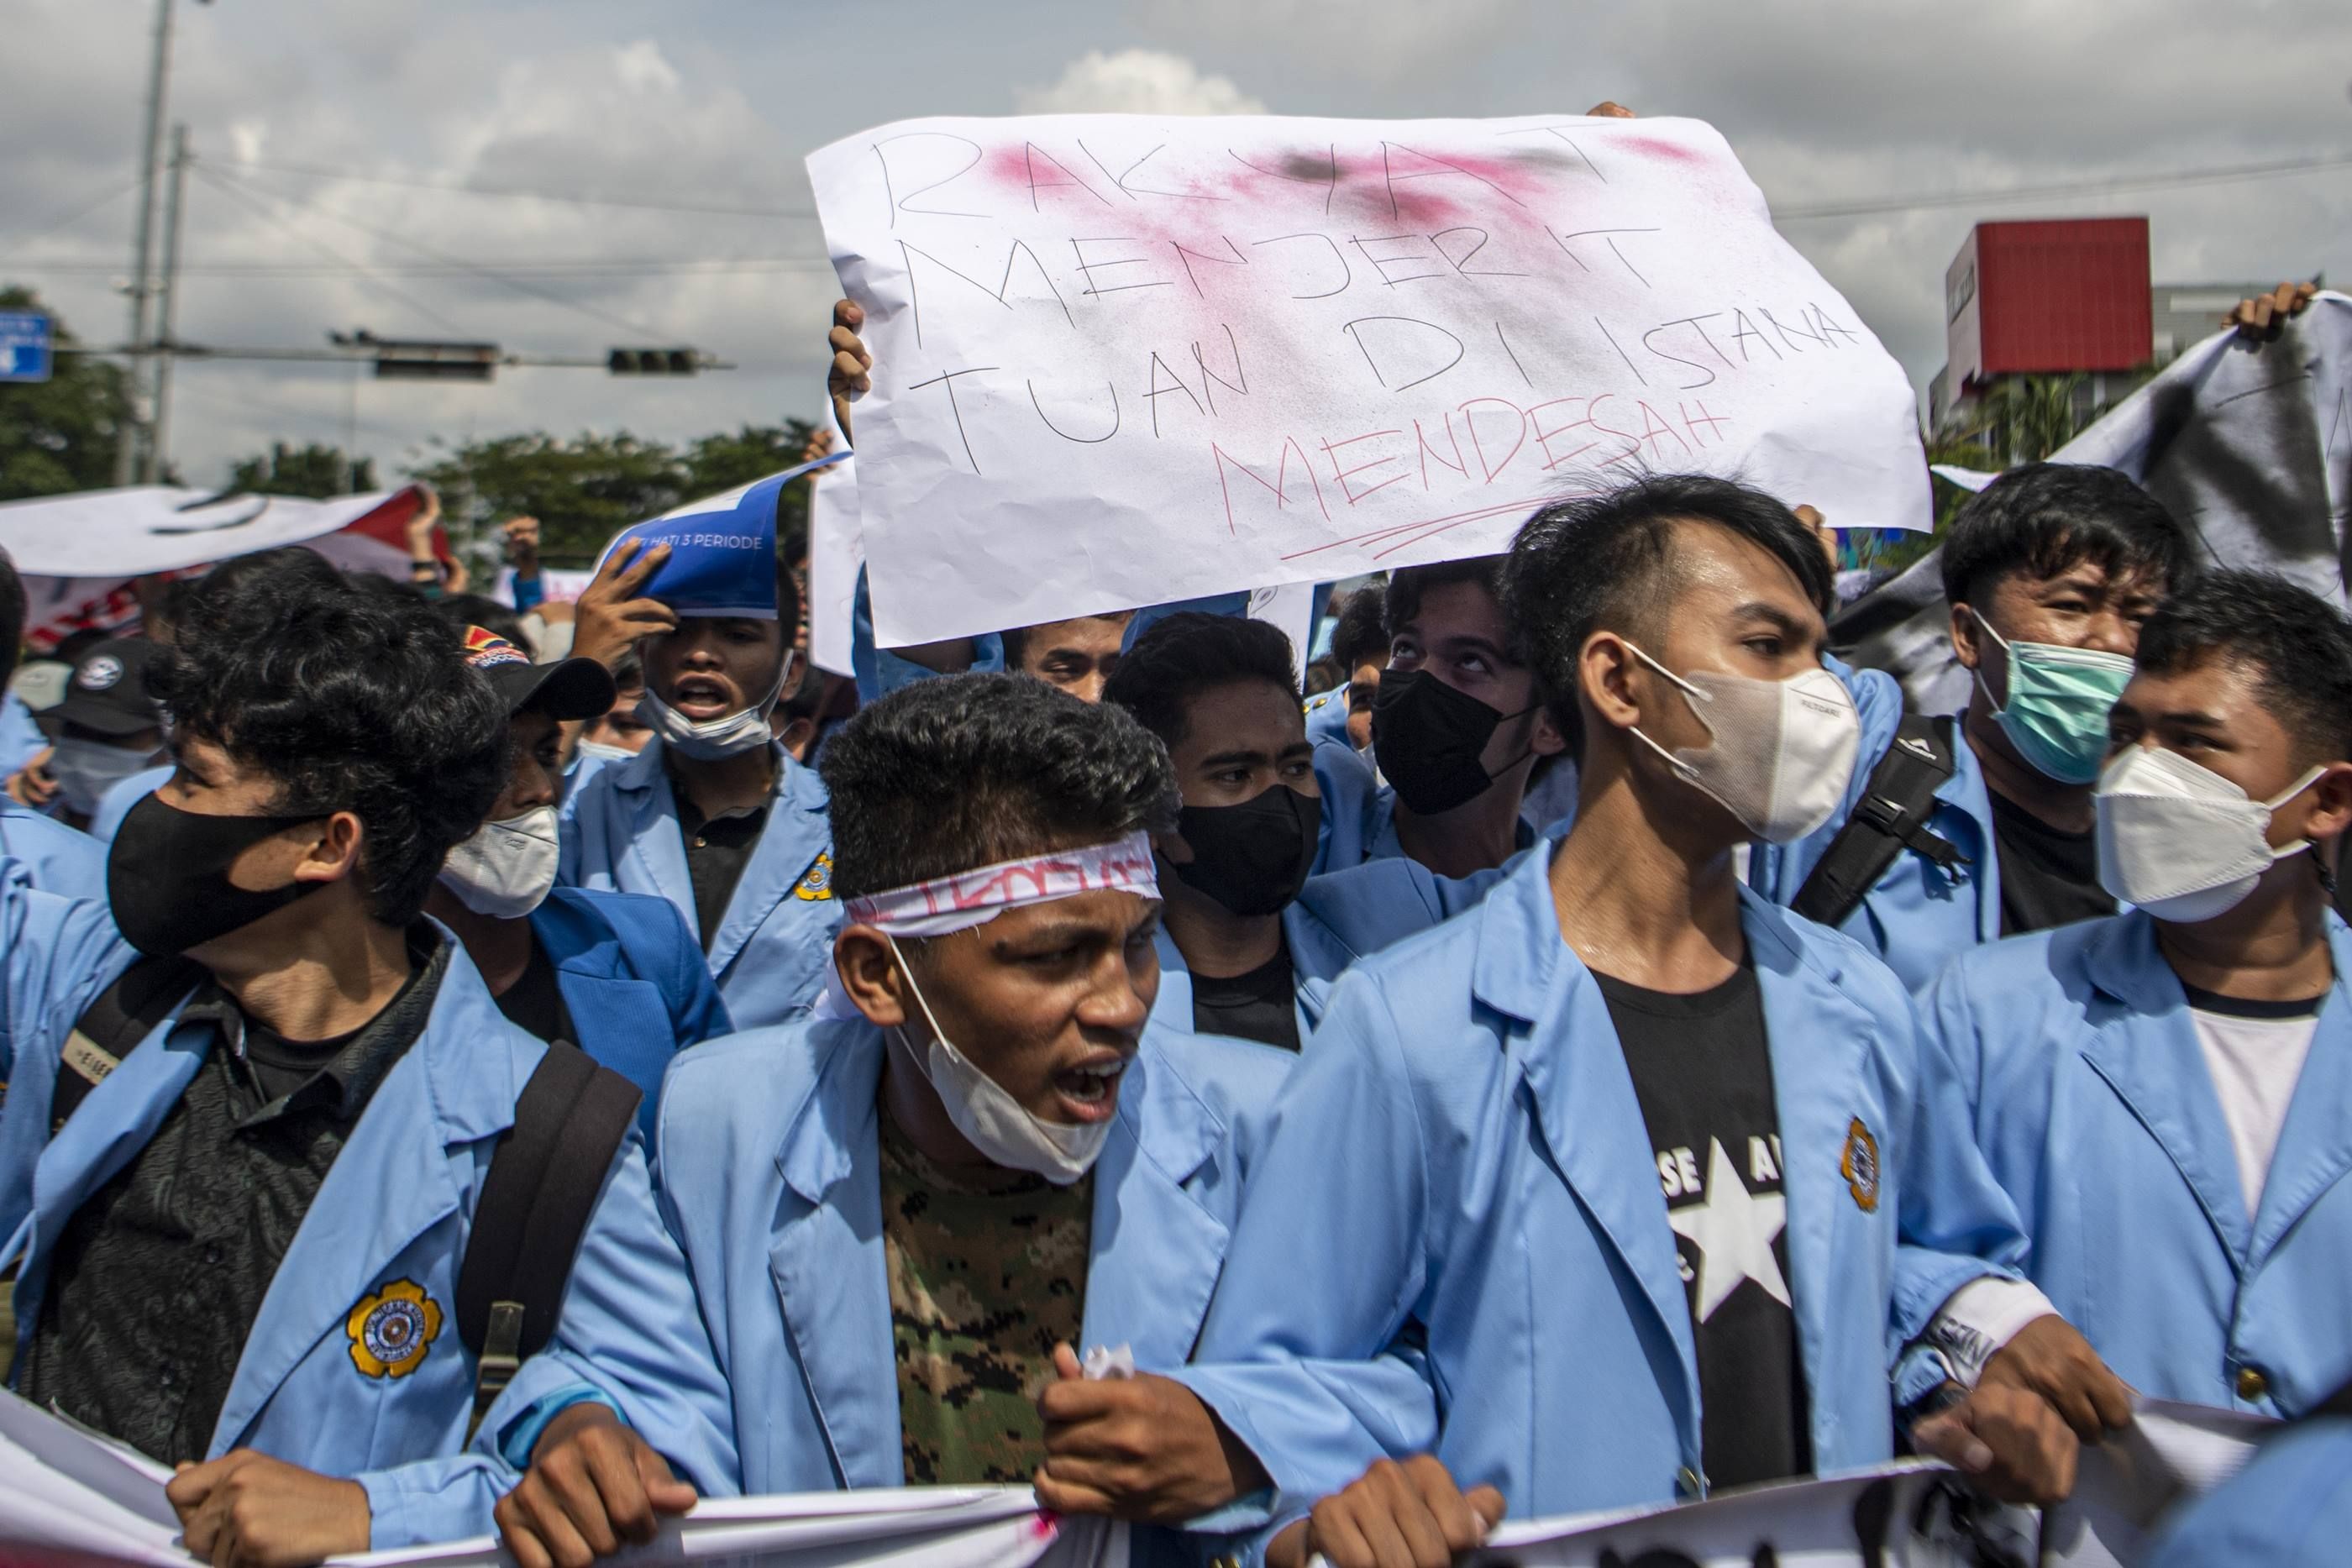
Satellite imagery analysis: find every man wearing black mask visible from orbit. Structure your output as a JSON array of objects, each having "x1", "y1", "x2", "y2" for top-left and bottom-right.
[
  {"x1": 1352, "y1": 558, "x2": 1569, "y2": 878},
  {"x1": 5, "y1": 556, "x2": 732, "y2": 1564}
]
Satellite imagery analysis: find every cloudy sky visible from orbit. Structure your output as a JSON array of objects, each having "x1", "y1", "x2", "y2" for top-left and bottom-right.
[{"x1": 2, "y1": 0, "x2": 2344, "y2": 495}]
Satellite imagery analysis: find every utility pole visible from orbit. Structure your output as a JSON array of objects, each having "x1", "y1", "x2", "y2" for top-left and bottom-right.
[
  {"x1": 114, "y1": 0, "x2": 177, "y2": 486},
  {"x1": 149, "y1": 124, "x2": 191, "y2": 484}
]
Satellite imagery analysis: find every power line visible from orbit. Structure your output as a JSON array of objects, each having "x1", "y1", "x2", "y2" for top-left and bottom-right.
[
  {"x1": 1773, "y1": 149, "x2": 2352, "y2": 221},
  {"x1": 23, "y1": 256, "x2": 837, "y2": 278},
  {"x1": 217, "y1": 155, "x2": 818, "y2": 220},
  {"x1": 204, "y1": 164, "x2": 684, "y2": 343},
  {"x1": 0, "y1": 176, "x2": 144, "y2": 259},
  {"x1": 191, "y1": 165, "x2": 478, "y2": 337}
]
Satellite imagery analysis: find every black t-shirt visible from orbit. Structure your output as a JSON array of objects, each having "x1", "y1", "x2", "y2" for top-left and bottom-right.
[
  {"x1": 1189, "y1": 939, "x2": 1299, "y2": 1051},
  {"x1": 1988, "y1": 789, "x2": 2115, "y2": 936},
  {"x1": 492, "y1": 937, "x2": 576, "y2": 1046},
  {"x1": 1598, "y1": 959, "x2": 1811, "y2": 1492}
]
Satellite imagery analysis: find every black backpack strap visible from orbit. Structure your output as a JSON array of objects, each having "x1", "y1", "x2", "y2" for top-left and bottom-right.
[
  {"x1": 49, "y1": 954, "x2": 207, "y2": 1135},
  {"x1": 1792, "y1": 714, "x2": 1968, "y2": 929},
  {"x1": 455, "y1": 1045, "x2": 642, "y2": 1440}
]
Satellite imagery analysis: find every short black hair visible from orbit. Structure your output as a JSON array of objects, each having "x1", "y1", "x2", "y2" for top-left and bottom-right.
[
  {"x1": 1329, "y1": 585, "x2": 1389, "y2": 674},
  {"x1": 1385, "y1": 557, "x2": 1517, "y2": 659},
  {"x1": 1101, "y1": 611, "x2": 1299, "y2": 749},
  {"x1": 609, "y1": 647, "x2": 643, "y2": 692},
  {"x1": 436, "y1": 592, "x2": 532, "y2": 655},
  {"x1": 202, "y1": 547, "x2": 347, "y2": 607},
  {"x1": 1940, "y1": 463, "x2": 2192, "y2": 610},
  {"x1": 150, "y1": 554, "x2": 507, "y2": 926},
  {"x1": 819, "y1": 671, "x2": 1178, "y2": 901},
  {"x1": 1503, "y1": 475, "x2": 1835, "y2": 746},
  {"x1": 2135, "y1": 569, "x2": 2352, "y2": 767},
  {"x1": 0, "y1": 547, "x2": 24, "y2": 690}
]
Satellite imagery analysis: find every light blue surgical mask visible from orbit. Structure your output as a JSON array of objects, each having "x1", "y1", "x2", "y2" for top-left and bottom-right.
[{"x1": 1968, "y1": 607, "x2": 2134, "y2": 785}]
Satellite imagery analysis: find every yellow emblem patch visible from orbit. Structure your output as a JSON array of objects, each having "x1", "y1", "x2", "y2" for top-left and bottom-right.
[
  {"x1": 1841, "y1": 1117, "x2": 1882, "y2": 1213},
  {"x1": 346, "y1": 1279, "x2": 444, "y2": 1379},
  {"x1": 795, "y1": 851, "x2": 835, "y2": 901}
]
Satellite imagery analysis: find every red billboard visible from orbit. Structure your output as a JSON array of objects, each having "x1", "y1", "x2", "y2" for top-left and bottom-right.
[{"x1": 1945, "y1": 218, "x2": 2152, "y2": 390}]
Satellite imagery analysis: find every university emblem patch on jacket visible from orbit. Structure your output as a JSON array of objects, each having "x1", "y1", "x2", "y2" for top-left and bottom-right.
[{"x1": 346, "y1": 1278, "x2": 444, "y2": 1378}]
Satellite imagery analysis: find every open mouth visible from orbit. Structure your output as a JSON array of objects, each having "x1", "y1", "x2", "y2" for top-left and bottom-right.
[
  {"x1": 670, "y1": 675, "x2": 735, "y2": 719},
  {"x1": 1052, "y1": 1057, "x2": 1126, "y2": 1123}
]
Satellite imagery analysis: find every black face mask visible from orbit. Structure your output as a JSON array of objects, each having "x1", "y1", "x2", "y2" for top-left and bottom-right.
[
  {"x1": 106, "y1": 791, "x2": 330, "y2": 957},
  {"x1": 1371, "y1": 668, "x2": 1536, "y2": 816},
  {"x1": 1168, "y1": 784, "x2": 1322, "y2": 918}
]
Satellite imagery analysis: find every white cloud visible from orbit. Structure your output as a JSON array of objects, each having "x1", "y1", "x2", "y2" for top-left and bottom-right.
[
  {"x1": 1015, "y1": 49, "x2": 1268, "y2": 116},
  {"x1": 1135, "y1": 0, "x2": 1529, "y2": 87}
]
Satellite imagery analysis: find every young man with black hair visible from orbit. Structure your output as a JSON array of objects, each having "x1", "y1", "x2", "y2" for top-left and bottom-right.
[
  {"x1": 503, "y1": 673, "x2": 1286, "y2": 1566},
  {"x1": 1304, "y1": 586, "x2": 1389, "y2": 753},
  {"x1": 3, "y1": 560, "x2": 732, "y2": 1564},
  {"x1": 1754, "y1": 464, "x2": 2195, "y2": 989},
  {"x1": 0, "y1": 548, "x2": 107, "y2": 896},
  {"x1": 561, "y1": 530, "x2": 841, "y2": 1029},
  {"x1": 427, "y1": 629, "x2": 730, "y2": 1137},
  {"x1": 1919, "y1": 570, "x2": 2352, "y2": 1420},
  {"x1": 1168, "y1": 475, "x2": 2120, "y2": 1568},
  {"x1": 1328, "y1": 557, "x2": 1568, "y2": 878}
]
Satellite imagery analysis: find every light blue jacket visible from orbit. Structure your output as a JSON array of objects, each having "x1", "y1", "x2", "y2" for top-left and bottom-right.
[
  {"x1": 88, "y1": 760, "x2": 176, "y2": 845},
  {"x1": 530, "y1": 885, "x2": 732, "y2": 1142},
  {"x1": 653, "y1": 1014, "x2": 1292, "y2": 1494},
  {"x1": 0, "y1": 935, "x2": 738, "y2": 1547},
  {"x1": 2145, "y1": 1403, "x2": 2352, "y2": 1566},
  {"x1": 0, "y1": 691, "x2": 44, "y2": 778},
  {"x1": 1751, "y1": 665, "x2": 1998, "y2": 992},
  {"x1": 558, "y1": 737, "x2": 839, "y2": 1030},
  {"x1": 1304, "y1": 684, "x2": 1352, "y2": 749},
  {"x1": 0, "y1": 870, "x2": 135, "y2": 1244},
  {"x1": 1174, "y1": 847, "x2": 2024, "y2": 1530},
  {"x1": 1919, "y1": 911, "x2": 2352, "y2": 1417},
  {"x1": 0, "y1": 798, "x2": 105, "y2": 900}
]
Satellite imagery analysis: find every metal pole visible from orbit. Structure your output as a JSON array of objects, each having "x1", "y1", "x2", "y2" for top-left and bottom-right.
[
  {"x1": 149, "y1": 123, "x2": 190, "y2": 483},
  {"x1": 113, "y1": 0, "x2": 175, "y2": 486},
  {"x1": 344, "y1": 359, "x2": 360, "y2": 494}
]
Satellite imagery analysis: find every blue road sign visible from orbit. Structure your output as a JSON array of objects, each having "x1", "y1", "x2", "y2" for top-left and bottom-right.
[{"x1": 0, "y1": 312, "x2": 53, "y2": 384}]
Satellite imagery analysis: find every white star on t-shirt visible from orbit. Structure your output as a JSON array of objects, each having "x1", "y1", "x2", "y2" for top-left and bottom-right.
[{"x1": 1667, "y1": 1136, "x2": 1791, "y2": 1322}]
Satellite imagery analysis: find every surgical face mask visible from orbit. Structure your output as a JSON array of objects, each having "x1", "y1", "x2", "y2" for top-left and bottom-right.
[
  {"x1": 50, "y1": 737, "x2": 161, "y2": 817},
  {"x1": 1625, "y1": 644, "x2": 1861, "y2": 845},
  {"x1": 106, "y1": 792, "x2": 329, "y2": 957},
  {"x1": 638, "y1": 648, "x2": 796, "y2": 761},
  {"x1": 1372, "y1": 668, "x2": 1537, "y2": 816},
  {"x1": 2096, "y1": 746, "x2": 2328, "y2": 923},
  {"x1": 573, "y1": 739, "x2": 639, "y2": 766},
  {"x1": 1967, "y1": 608, "x2": 2134, "y2": 786},
  {"x1": 885, "y1": 934, "x2": 1113, "y2": 1185},
  {"x1": 439, "y1": 805, "x2": 560, "y2": 920},
  {"x1": 1168, "y1": 785, "x2": 1321, "y2": 918}
]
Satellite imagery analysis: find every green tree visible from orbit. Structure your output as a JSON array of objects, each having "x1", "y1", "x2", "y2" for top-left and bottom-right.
[
  {"x1": 1973, "y1": 373, "x2": 2088, "y2": 465},
  {"x1": 683, "y1": 417, "x2": 823, "y2": 552},
  {"x1": 229, "y1": 441, "x2": 374, "y2": 498},
  {"x1": 0, "y1": 286, "x2": 131, "y2": 501},
  {"x1": 410, "y1": 431, "x2": 690, "y2": 565}
]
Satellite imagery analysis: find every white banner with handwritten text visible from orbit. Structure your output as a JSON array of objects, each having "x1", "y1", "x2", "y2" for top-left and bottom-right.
[{"x1": 809, "y1": 113, "x2": 1929, "y2": 647}]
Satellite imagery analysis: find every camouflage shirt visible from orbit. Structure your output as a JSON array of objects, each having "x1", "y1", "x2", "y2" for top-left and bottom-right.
[{"x1": 879, "y1": 1110, "x2": 1094, "y2": 1484}]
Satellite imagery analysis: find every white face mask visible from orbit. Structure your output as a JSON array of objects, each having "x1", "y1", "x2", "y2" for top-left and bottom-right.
[
  {"x1": 439, "y1": 805, "x2": 561, "y2": 920},
  {"x1": 885, "y1": 934, "x2": 1113, "y2": 1185},
  {"x1": 2096, "y1": 747, "x2": 2328, "y2": 923},
  {"x1": 573, "y1": 739, "x2": 639, "y2": 766},
  {"x1": 1624, "y1": 644, "x2": 1861, "y2": 844},
  {"x1": 50, "y1": 737, "x2": 162, "y2": 817},
  {"x1": 638, "y1": 649, "x2": 796, "y2": 761}
]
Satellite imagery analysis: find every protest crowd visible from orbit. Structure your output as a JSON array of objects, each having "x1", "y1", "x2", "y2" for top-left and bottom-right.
[{"x1": 0, "y1": 91, "x2": 2348, "y2": 1568}]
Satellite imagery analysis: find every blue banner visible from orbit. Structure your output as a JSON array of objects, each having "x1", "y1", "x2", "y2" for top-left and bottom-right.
[{"x1": 601, "y1": 450, "x2": 849, "y2": 619}]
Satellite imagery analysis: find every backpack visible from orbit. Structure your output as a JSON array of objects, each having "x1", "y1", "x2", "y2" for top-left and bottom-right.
[
  {"x1": 1791, "y1": 713, "x2": 1968, "y2": 929},
  {"x1": 48, "y1": 959, "x2": 641, "y2": 1434}
]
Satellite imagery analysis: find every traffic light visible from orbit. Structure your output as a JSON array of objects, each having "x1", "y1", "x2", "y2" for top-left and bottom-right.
[
  {"x1": 362, "y1": 339, "x2": 499, "y2": 382},
  {"x1": 607, "y1": 348, "x2": 701, "y2": 375}
]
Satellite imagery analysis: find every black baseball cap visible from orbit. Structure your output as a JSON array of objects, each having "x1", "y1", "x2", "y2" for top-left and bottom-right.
[
  {"x1": 55, "y1": 638, "x2": 165, "y2": 737},
  {"x1": 459, "y1": 627, "x2": 616, "y2": 721}
]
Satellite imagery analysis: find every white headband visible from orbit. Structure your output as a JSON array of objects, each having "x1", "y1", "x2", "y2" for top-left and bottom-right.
[
  {"x1": 843, "y1": 831, "x2": 1161, "y2": 938},
  {"x1": 811, "y1": 831, "x2": 1162, "y2": 1021}
]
